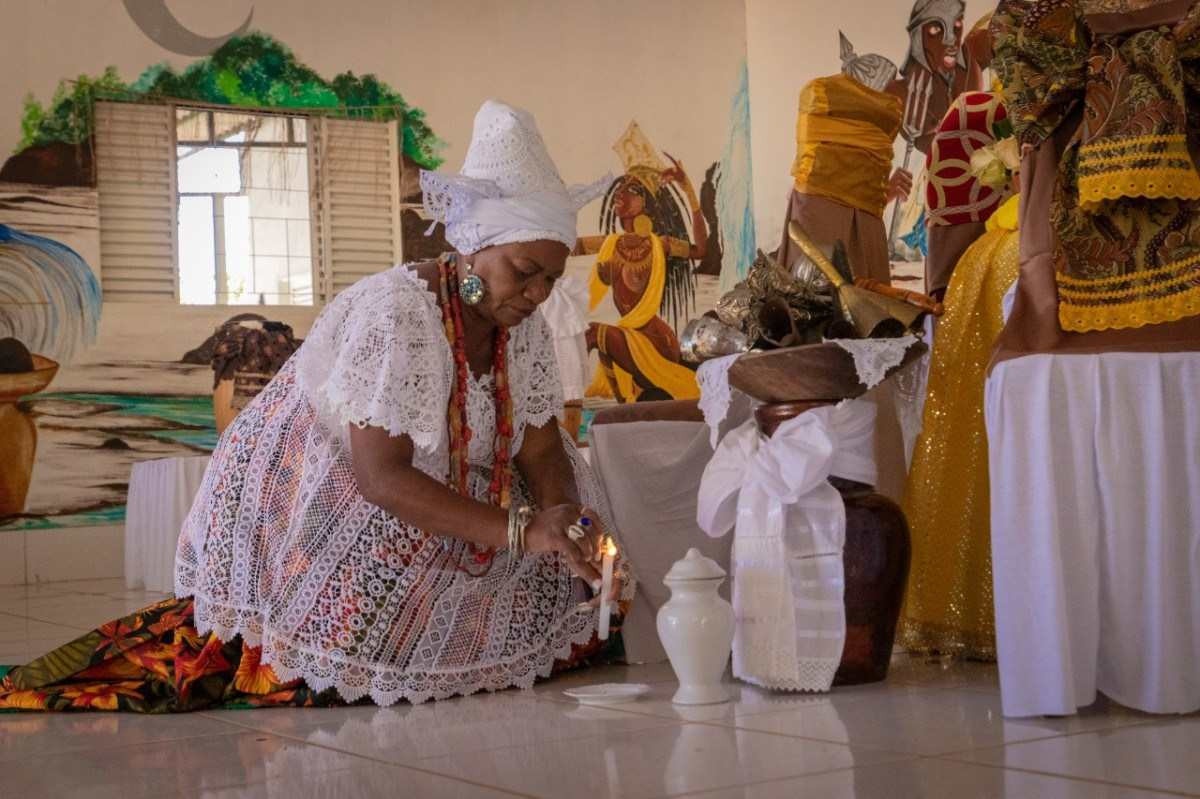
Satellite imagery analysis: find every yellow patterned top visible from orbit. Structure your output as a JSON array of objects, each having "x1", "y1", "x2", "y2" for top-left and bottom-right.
[{"x1": 992, "y1": 0, "x2": 1200, "y2": 332}]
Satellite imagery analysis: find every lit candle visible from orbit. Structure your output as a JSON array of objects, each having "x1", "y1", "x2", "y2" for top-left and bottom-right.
[{"x1": 598, "y1": 536, "x2": 617, "y2": 641}]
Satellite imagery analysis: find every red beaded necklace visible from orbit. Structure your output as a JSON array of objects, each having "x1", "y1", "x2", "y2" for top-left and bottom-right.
[{"x1": 436, "y1": 254, "x2": 515, "y2": 539}]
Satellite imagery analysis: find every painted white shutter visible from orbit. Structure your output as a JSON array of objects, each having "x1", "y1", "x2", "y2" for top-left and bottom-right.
[
  {"x1": 93, "y1": 101, "x2": 177, "y2": 301},
  {"x1": 310, "y1": 117, "x2": 402, "y2": 301}
]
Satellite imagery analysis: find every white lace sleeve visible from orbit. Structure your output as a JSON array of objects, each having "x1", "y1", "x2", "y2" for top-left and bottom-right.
[
  {"x1": 296, "y1": 268, "x2": 452, "y2": 453},
  {"x1": 510, "y1": 309, "x2": 565, "y2": 453}
]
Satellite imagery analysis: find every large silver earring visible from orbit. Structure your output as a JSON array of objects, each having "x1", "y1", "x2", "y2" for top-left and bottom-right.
[{"x1": 459, "y1": 257, "x2": 485, "y2": 306}]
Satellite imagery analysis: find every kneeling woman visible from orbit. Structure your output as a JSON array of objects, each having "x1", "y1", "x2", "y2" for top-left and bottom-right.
[{"x1": 0, "y1": 101, "x2": 630, "y2": 711}]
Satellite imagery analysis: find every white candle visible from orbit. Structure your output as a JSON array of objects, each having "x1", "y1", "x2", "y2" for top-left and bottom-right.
[{"x1": 598, "y1": 536, "x2": 616, "y2": 641}]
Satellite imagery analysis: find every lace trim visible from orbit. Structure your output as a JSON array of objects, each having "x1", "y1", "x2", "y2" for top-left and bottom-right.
[
  {"x1": 183, "y1": 590, "x2": 603, "y2": 706},
  {"x1": 827, "y1": 336, "x2": 919, "y2": 390},
  {"x1": 1057, "y1": 251, "x2": 1200, "y2": 290},
  {"x1": 1077, "y1": 134, "x2": 1200, "y2": 209},
  {"x1": 1079, "y1": 167, "x2": 1200, "y2": 210},
  {"x1": 892, "y1": 336, "x2": 931, "y2": 468},
  {"x1": 420, "y1": 172, "x2": 504, "y2": 225},
  {"x1": 1055, "y1": 250, "x2": 1200, "y2": 330},
  {"x1": 734, "y1": 659, "x2": 841, "y2": 693},
  {"x1": 697, "y1": 354, "x2": 742, "y2": 448},
  {"x1": 1058, "y1": 281, "x2": 1200, "y2": 331}
]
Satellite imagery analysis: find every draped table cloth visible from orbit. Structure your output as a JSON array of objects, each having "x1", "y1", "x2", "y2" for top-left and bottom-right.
[
  {"x1": 589, "y1": 419, "x2": 730, "y2": 663},
  {"x1": 124, "y1": 456, "x2": 211, "y2": 592},
  {"x1": 985, "y1": 352, "x2": 1200, "y2": 716}
]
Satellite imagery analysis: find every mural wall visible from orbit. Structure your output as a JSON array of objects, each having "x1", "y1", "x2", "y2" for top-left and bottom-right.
[
  {"x1": 744, "y1": 0, "x2": 997, "y2": 265},
  {"x1": 0, "y1": 0, "x2": 752, "y2": 539}
]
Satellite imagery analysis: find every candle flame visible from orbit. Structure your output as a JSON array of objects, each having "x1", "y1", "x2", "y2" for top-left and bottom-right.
[{"x1": 604, "y1": 538, "x2": 618, "y2": 557}]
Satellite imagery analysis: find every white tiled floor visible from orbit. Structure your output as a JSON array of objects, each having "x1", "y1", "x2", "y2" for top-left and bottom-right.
[{"x1": 1, "y1": 580, "x2": 1196, "y2": 799}]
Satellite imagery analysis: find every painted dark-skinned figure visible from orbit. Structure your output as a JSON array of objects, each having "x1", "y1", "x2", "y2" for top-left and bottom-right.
[{"x1": 577, "y1": 122, "x2": 706, "y2": 403}]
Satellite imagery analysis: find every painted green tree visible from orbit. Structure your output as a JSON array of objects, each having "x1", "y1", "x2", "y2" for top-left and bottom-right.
[{"x1": 17, "y1": 32, "x2": 443, "y2": 168}]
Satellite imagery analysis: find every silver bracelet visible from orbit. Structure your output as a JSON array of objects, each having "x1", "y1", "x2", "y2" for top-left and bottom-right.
[{"x1": 507, "y1": 505, "x2": 532, "y2": 555}]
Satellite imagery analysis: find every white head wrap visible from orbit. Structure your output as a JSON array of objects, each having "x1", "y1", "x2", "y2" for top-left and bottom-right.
[{"x1": 420, "y1": 100, "x2": 610, "y2": 255}]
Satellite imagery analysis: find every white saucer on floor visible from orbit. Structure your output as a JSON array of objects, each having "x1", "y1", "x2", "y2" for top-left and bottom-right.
[{"x1": 562, "y1": 683, "x2": 651, "y2": 706}]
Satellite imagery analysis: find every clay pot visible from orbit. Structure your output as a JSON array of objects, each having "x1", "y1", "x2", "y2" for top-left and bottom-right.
[
  {"x1": 0, "y1": 355, "x2": 58, "y2": 516},
  {"x1": 755, "y1": 400, "x2": 911, "y2": 686}
]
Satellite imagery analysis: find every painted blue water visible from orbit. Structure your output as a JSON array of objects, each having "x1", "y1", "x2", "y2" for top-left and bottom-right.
[
  {"x1": 0, "y1": 392, "x2": 217, "y2": 532},
  {"x1": 38, "y1": 392, "x2": 219, "y2": 450}
]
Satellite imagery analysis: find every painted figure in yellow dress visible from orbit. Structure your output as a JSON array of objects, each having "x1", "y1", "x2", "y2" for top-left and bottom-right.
[{"x1": 576, "y1": 122, "x2": 706, "y2": 403}]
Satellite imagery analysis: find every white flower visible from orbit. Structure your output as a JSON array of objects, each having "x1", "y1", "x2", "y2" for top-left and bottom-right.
[
  {"x1": 994, "y1": 136, "x2": 1022, "y2": 171},
  {"x1": 969, "y1": 145, "x2": 1009, "y2": 189}
]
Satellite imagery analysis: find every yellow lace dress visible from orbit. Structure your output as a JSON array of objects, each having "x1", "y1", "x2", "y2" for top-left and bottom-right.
[{"x1": 899, "y1": 195, "x2": 1020, "y2": 660}]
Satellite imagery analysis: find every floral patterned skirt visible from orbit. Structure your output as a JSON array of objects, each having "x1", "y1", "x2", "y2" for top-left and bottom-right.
[{"x1": 0, "y1": 597, "x2": 618, "y2": 713}]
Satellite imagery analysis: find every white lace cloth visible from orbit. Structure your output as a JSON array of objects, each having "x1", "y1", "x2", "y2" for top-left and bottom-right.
[
  {"x1": 175, "y1": 265, "x2": 634, "y2": 706},
  {"x1": 697, "y1": 400, "x2": 876, "y2": 693},
  {"x1": 696, "y1": 354, "x2": 746, "y2": 448},
  {"x1": 828, "y1": 335, "x2": 919, "y2": 391},
  {"x1": 541, "y1": 276, "x2": 590, "y2": 400},
  {"x1": 892, "y1": 320, "x2": 933, "y2": 467},
  {"x1": 695, "y1": 337, "x2": 918, "y2": 446}
]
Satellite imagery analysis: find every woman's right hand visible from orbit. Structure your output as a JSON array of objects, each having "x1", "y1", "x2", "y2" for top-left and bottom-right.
[{"x1": 524, "y1": 503, "x2": 602, "y2": 585}]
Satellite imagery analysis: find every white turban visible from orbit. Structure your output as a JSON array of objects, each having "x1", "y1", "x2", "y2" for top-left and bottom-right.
[{"x1": 420, "y1": 100, "x2": 610, "y2": 255}]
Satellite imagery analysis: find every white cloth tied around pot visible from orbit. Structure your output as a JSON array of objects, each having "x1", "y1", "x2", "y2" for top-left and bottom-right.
[{"x1": 697, "y1": 399, "x2": 876, "y2": 692}]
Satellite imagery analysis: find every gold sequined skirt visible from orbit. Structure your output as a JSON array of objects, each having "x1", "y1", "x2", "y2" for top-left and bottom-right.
[{"x1": 899, "y1": 227, "x2": 1019, "y2": 661}]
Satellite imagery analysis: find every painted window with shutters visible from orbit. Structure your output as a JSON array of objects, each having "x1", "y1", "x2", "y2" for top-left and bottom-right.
[
  {"x1": 309, "y1": 117, "x2": 403, "y2": 301},
  {"x1": 94, "y1": 101, "x2": 402, "y2": 306},
  {"x1": 94, "y1": 102, "x2": 178, "y2": 302}
]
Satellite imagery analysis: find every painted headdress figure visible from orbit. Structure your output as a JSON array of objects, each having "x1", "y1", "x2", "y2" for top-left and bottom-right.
[
  {"x1": 611, "y1": 121, "x2": 670, "y2": 195},
  {"x1": 578, "y1": 120, "x2": 709, "y2": 403},
  {"x1": 598, "y1": 121, "x2": 700, "y2": 330}
]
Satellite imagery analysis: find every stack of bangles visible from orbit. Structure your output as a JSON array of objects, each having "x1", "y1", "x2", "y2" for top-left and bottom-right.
[
  {"x1": 507, "y1": 505, "x2": 534, "y2": 555},
  {"x1": 507, "y1": 507, "x2": 595, "y2": 557}
]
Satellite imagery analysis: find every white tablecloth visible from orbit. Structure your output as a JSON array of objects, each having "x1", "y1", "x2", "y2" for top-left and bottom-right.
[
  {"x1": 541, "y1": 275, "x2": 590, "y2": 400},
  {"x1": 124, "y1": 456, "x2": 211, "y2": 592},
  {"x1": 590, "y1": 420, "x2": 732, "y2": 663},
  {"x1": 986, "y1": 352, "x2": 1200, "y2": 717}
]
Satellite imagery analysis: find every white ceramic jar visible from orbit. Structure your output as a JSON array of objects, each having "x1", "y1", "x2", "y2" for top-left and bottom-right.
[{"x1": 656, "y1": 548, "x2": 734, "y2": 705}]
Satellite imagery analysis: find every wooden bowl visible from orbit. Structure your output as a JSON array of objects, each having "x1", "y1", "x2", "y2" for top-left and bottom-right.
[
  {"x1": 727, "y1": 340, "x2": 926, "y2": 403},
  {"x1": 0, "y1": 354, "x2": 59, "y2": 402}
]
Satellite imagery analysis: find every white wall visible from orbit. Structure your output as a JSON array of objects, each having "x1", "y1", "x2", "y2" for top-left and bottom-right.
[
  {"x1": 743, "y1": 0, "x2": 995, "y2": 251},
  {"x1": 1, "y1": 0, "x2": 748, "y2": 231}
]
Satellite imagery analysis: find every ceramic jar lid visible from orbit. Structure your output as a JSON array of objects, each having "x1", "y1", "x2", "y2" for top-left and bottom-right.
[{"x1": 664, "y1": 548, "x2": 726, "y2": 582}]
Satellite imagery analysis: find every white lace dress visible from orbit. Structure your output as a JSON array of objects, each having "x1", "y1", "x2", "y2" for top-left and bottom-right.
[{"x1": 175, "y1": 265, "x2": 629, "y2": 706}]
